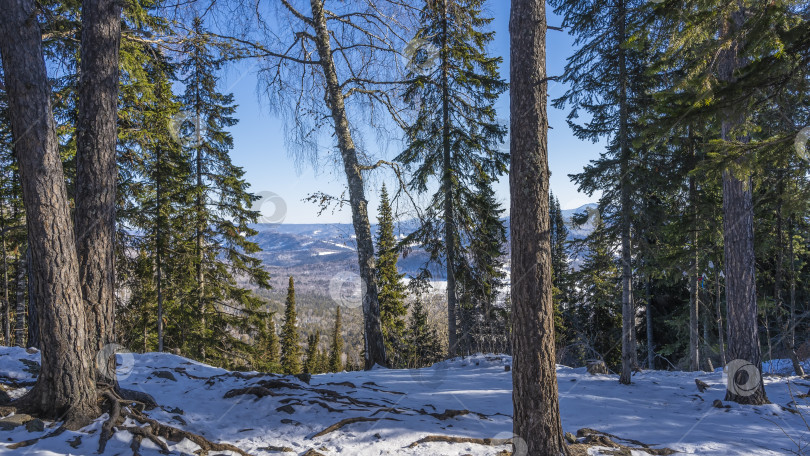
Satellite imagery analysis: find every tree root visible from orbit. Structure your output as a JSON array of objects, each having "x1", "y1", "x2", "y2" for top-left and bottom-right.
[
  {"x1": 7, "y1": 426, "x2": 67, "y2": 449},
  {"x1": 406, "y1": 435, "x2": 511, "y2": 448},
  {"x1": 310, "y1": 417, "x2": 400, "y2": 439},
  {"x1": 224, "y1": 386, "x2": 280, "y2": 400}
]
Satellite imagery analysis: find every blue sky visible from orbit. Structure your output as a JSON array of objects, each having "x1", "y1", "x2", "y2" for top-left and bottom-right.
[{"x1": 221, "y1": 2, "x2": 603, "y2": 224}]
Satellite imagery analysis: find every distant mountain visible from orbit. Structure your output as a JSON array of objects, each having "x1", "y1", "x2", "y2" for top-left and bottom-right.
[{"x1": 248, "y1": 202, "x2": 598, "y2": 280}]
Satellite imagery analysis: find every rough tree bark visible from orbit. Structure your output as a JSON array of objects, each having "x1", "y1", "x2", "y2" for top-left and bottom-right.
[
  {"x1": 617, "y1": 0, "x2": 637, "y2": 386},
  {"x1": 509, "y1": 0, "x2": 569, "y2": 453},
  {"x1": 0, "y1": 0, "x2": 99, "y2": 427},
  {"x1": 718, "y1": 7, "x2": 768, "y2": 405},
  {"x1": 14, "y1": 247, "x2": 26, "y2": 347},
  {"x1": 74, "y1": 0, "x2": 122, "y2": 381},
  {"x1": 309, "y1": 0, "x2": 386, "y2": 369},
  {"x1": 441, "y1": 0, "x2": 458, "y2": 357}
]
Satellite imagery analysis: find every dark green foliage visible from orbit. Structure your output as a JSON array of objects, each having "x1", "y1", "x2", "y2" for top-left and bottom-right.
[
  {"x1": 304, "y1": 330, "x2": 320, "y2": 375},
  {"x1": 405, "y1": 298, "x2": 444, "y2": 368},
  {"x1": 328, "y1": 307, "x2": 344, "y2": 372},
  {"x1": 397, "y1": 0, "x2": 508, "y2": 354},
  {"x1": 375, "y1": 184, "x2": 407, "y2": 366},
  {"x1": 280, "y1": 277, "x2": 302, "y2": 374}
]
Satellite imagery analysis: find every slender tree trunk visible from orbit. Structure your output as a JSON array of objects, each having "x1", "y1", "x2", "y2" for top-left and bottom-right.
[
  {"x1": 719, "y1": 8, "x2": 767, "y2": 405},
  {"x1": 510, "y1": 0, "x2": 568, "y2": 453},
  {"x1": 195, "y1": 99, "x2": 206, "y2": 360},
  {"x1": 617, "y1": 0, "x2": 636, "y2": 385},
  {"x1": 74, "y1": 0, "x2": 121, "y2": 380},
  {"x1": 309, "y1": 0, "x2": 386, "y2": 369},
  {"x1": 788, "y1": 217, "x2": 804, "y2": 376},
  {"x1": 646, "y1": 279, "x2": 654, "y2": 368},
  {"x1": 0, "y1": 195, "x2": 9, "y2": 345},
  {"x1": 26, "y1": 246, "x2": 38, "y2": 349},
  {"x1": 0, "y1": 0, "x2": 98, "y2": 426},
  {"x1": 14, "y1": 246, "x2": 26, "y2": 347},
  {"x1": 689, "y1": 175, "x2": 700, "y2": 371},
  {"x1": 156, "y1": 146, "x2": 164, "y2": 353},
  {"x1": 715, "y1": 256, "x2": 726, "y2": 368},
  {"x1": 440, "y1": 1, "x2": 458, "y2": 358}
]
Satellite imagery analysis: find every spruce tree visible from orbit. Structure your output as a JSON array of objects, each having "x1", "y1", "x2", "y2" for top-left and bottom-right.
[
  {"x1": 405, "y1": 298, "x2": 443, "y2": 368},
  {"x1": 397, "y1": 0, "x2": 508, "y2": 357},
  {"x1": 328, "y1": 307, "x2": 344, "y2": 372},
  {"x1": 375, "y1": 184, "x2": 407, "y2": 366},
  {"x1": 550, "y1": 192, "x2": 573, "y2": 349},
  {"x1": 549, "y1": 0, "x2": 653, "y2": 384},
  {"x1": 176, "y1": 17, "x2": 270, "y2": 361},
  {"x1": 304, "y1": 330, "x2": 320, "y2": 375},
  {"x1": 458, "y1": 168, "x2": 507, "y2": 354},
  {"x1": 280, "y1": 276, "x2": 302, "y2": 375},
  {"x1": 256, "y1": 315, "x2": 281, "y2": 373}
]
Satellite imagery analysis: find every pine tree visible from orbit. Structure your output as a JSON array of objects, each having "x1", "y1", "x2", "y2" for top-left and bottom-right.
[
  {"x1": 397, "y1": 0, "x2": 507, "y2": 357},
  {"x1": 405, "y1": 298, "x2": 443, "y2": 368},
  {"x1": 255, "y1": 315, "x2": 280, "y2": 373},
  {"x1": 328, "y1": 307, "x2": 344, "y2": 372},
  {"x1": 458, "y1": 168, "x2": 507, "y2": 355},
  {"x1": 176, "y1": 17, "x2": 270, "y2": 361},
  {"x1": 304, "y1": 330, "x2": 320, "y2": 375},
  {"x1": 549, "y1": 0, "x2": 654, "y2": 384},
  {"x1": 280, "y1": 276, "x2": 302, "y2": 375},
  {"x1": 375, "y1": 184, "x2": 407, "y2": 366}
]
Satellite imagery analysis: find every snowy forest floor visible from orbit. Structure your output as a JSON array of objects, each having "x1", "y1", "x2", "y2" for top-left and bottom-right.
[{"x1": 0, "y1": 347, "x2": 808, "y2": 455}]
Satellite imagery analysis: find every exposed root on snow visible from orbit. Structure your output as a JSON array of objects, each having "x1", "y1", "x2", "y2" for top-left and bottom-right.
[
  {"x1": 406, "y1": 435, "x2": 511, "y2": 448},
  {"x1": 310, "y1": 416, "x2": 401, "y2": 439},
  {"x1": 567, "y1": 428, "x2": 677, "y2": 456},
  {"x1": 224, "y1": 386, "x2": 281, "y2": 400},
  {"x1": 7, "y1": 426, "x2": 67, "y2": 449}
]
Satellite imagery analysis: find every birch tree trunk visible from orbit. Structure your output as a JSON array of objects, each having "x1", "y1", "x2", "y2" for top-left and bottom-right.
[{"x1": 309, "y1": 0, "x2": 386, "y2": 369}]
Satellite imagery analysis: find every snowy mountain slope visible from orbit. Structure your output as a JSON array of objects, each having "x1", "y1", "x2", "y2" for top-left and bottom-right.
[{"x1": 1, "y1": 346, "x2": 804, "y2": 455}]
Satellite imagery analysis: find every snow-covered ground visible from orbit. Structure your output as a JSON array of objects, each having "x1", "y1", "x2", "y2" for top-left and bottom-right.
[{"x1": 0, "y1": 346, "x2": 808, "y2": 455}]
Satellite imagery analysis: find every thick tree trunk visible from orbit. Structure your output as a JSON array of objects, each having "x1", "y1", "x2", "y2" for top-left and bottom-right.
[
  {"x1": 14, "y1": 247, "x2": 26, "y2": 347},
  {"x1": 719, "y1": 8, "x2": 767, "y2": 405},
  {"x1": 0, "y1": 0, "x2": 99, "y2": 426},
  {"x1": 75, "y1": 0, "x2": 121, "y2": 382},
  {"x1": 441, "y1": 2, "x2": 458, "y2": 358},
  {"x1": 509, "y1": 0, "x2": 568, "y2": 453},
  {"x1": 689, "y1": 176, "x2": 700, "y2": 371},
  {"x1": 617, "y1": 0, "x2": 636, "y2": 385},
  {"x1": 309, "y1": 0, "x2": 386, "y2": 369}
]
